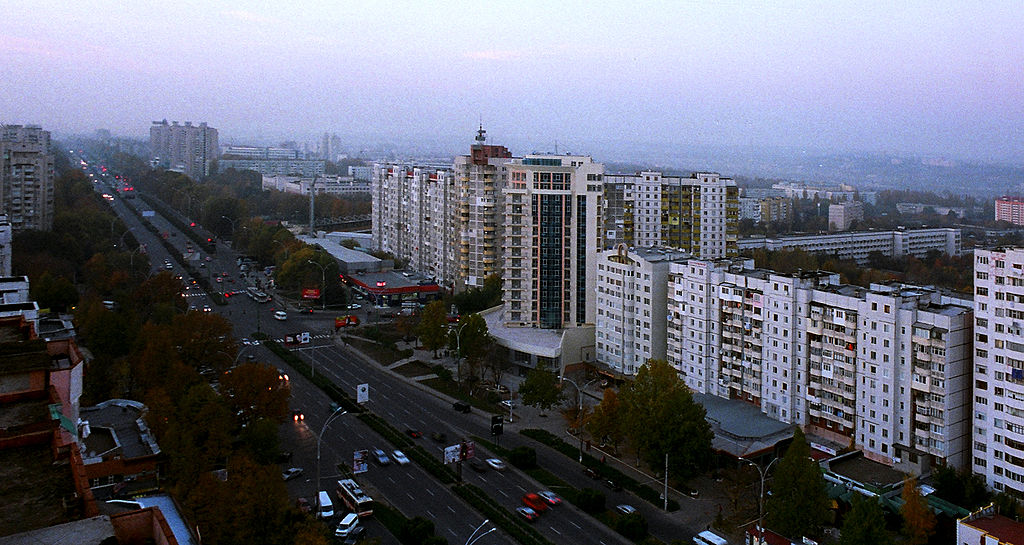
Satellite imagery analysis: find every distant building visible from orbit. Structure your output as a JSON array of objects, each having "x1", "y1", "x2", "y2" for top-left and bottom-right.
[
  {"x1": 995, "y1": 197, "x2": 1024, "y2": 226},
  {"x1": 740, "y1": 196, "x2": 793, "y2": 225},
  {"x1": 0, "y1": 125, "x2": 55, "y2": 231},
  {"x1": 220, "y1": 146, "x2": 324, "y2": 176},
  {"x1": 0, "y1": 215, "x2": 11, "y2": 275},
  {"x1": 737, "y1": 228, "x2": 961, "y2": 264},
  {"x1": 348, "y1": 165, "x2": 373, "y2": 181},
  {"x1": 828, "y1": 201, "x2": 865, "y2": 231},
  {"x1": 149, "y1": 120, "x2": 218, "y2": 180},
  {"x1": 771, "y1": 181, "x2": 877, "y2": 205},
  {"x1": 896, "y1": 202, "x2": 967, "y2": 218},
  {"x1": 262, "y1": 174, "x2": 369, "y2": 195}
]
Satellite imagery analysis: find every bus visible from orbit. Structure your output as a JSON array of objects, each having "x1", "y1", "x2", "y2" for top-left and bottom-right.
[
  {"x1": 693, "y1": 530, "x2": 729, "y2": 545},
  {"x1": 336, "y1": 479, "x2": 373, "y2": 517}
]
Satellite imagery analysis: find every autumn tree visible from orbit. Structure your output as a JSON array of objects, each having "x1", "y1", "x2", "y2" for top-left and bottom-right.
[
  {"x1": 418, "y1": 300, "x2": 448, "y2": 357},
  {"x1": 453, "y1": 313, "x2": 492, "y2": 383},
  {"x1": 839, "y1": 495, "x2": 893, "y2": 545},
  {"x1": 901, "y1": 475, "x2": 937, "y2": 545},
  {"x1": 618, "y1": 359, "x2": 713, "y2": 477},
  {"x1": 518, "y1": 363, "x2": 563, "y2": 415},
  {"x1": 587, "y1": 388, "x2": 624, "y2": 453},
  {"x1": 765, "y1": 428, "x2": 830, "y2": 540},
  {"x1": 220, "y1": 362, "x2": 291, "y2": 428}
]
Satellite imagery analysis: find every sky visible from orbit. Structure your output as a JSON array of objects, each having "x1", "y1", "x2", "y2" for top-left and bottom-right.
[{"x1": 2, "y1": 1, "x2": 1023, "y2": 164}]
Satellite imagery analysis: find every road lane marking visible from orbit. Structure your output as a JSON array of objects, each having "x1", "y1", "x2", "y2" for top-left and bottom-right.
[
  {"x1": 550, "y1": 527, "x2": 561, "y2": 535},
  {"x1": 425, "y1": 488, "x2": 435, "y2": 496},
  {"x1": 447, "y1": 505, "x2": 456, "y2": 513},
  {"x1": 570, "y1": 521, "x2": 581, "y2": 529},
  {"x1": 498, "y1": 490, "x2": 509, "y2": 498}
]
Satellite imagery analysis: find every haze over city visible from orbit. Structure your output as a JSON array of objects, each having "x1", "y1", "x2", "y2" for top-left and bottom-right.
[{"x1": 2, "y1": 1, "x2": 1023, "y2": 164}]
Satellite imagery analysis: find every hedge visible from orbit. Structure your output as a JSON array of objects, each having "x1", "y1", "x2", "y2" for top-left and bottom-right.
[{"x1": 452, "y1": 483, "x2": 554, "y2": 545}]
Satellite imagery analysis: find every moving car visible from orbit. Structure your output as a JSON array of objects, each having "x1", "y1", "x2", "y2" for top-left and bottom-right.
[
  {"x1": 405, "y1": 429, "x2": 422, "y2": 439},
  {"x1": 537, "y1": 491, "x2": 562, "y2": 506},
  {"x1": 274, "y1": 310, "x2": 287, "y2": 321},
  {"x1": 292, "y1": 410, "x2": 304, "y2": 422},
  {"x1": 346, "y1": 303, "x2": 361, "y2": 310},
  {"x1": 515, "y1": 506, "x2": 539, "y2": 522},
  {"x1": 281, "y1": 467, "x2": 303, "y2": 481},
  {"x1": 521, "y1": 493, "x2": 549, "y2": 513},
  {"x1": 615, "y1": 504, "x2": 637, "y2": 515},
  {"x1": 485, "y1": 458, "x2": 506, "y2": 471},
  {"x1": 392, "y1": 450, "x2": 410, "y2": 465},
  {"x1": 372, "y1": 448, "x2": 390, "y2": 465},
  {"x1": 467, "y1": 458, "x2": 486, "y2": 472}
]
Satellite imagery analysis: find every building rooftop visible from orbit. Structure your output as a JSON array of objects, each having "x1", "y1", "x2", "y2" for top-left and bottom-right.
[
  {"x1": 482, "y1": 306, "x2": 563, "y2": 359},
  {"x1": 136, "y1": 494, "x2": 198, "y2": 545},
  {"x1": 694, "y1": 393, "x2": 794, "y2": 457},
  {"x1": 962, "y1": 512, "x2": 1024, "y2": 545},
  {"x1": 0, "y1": 444, "x2": 79, "y2": 537},
  {"x1": 80, "y1": 399, "x2": 159, "y2": 462},
  {"x1": 0, "y1": 515, "x2": 116, "y2": 545},
  {"x1": 824, "y1": 451, "x2": 906, "y2": 493}
]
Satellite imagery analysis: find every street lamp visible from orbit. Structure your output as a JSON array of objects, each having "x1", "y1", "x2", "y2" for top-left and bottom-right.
[
  {"x1": 316, "y1": 407, "x2": 348, "y2": 498},
  {"x1": 558, "y1": 375, "x2": 598, "y2": 463},
  {"x1": 220, "y1": 215, "x2": 238, "y2": 241},
  {"x1": 453, "y1": 321, "x2": 473, "y2": 385},
  {"x1": 307, "y1": 260, "x2": 327, "y2": 311},
  {"x1": 739, "y1": 456, "x2": 781, "y2": 545},
  {"x1": 464, "y1": 519, "x2": 496, "y2": 545}
]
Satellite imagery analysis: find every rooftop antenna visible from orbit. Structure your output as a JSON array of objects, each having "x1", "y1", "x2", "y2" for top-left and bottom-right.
[
  {"x1": 475, "y1": 122, "x2": 487, "y2": 145},
  {"x1": 554, "y1": 139, "x2": 558, "y2": 154}
]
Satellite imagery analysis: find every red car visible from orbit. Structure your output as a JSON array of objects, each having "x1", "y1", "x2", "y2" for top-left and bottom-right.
[{"x1": 521, "y1": 493, "x2": 549, "y2": 513}]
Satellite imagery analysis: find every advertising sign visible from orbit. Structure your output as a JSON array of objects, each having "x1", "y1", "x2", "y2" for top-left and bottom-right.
[
  {"x1": 353, "y1": 449, "x2": 368, "y2": 474},
  {"x1": 443, "y1": 445, "x2": 461, "y2": 465},
  {"x1": 302, "y1": 288, "x2": 321, "y2": 299},
  {"x1": 356, "y1": 384, "x2": 369, "y2": 404}
]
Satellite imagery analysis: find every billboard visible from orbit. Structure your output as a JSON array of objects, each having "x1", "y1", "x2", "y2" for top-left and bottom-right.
[
  {"x1": 356, "y1": 384, "x2": 369, "y2": 404},
  {"x1": 443, "y1": 445, "x2": 461, "y2": 465},
  {"x1": 353, "y1": 449, "x2": 368, "y2": 474},
  {"x1": 302, "y1": 288, "x2": 321, "y2": 299}
]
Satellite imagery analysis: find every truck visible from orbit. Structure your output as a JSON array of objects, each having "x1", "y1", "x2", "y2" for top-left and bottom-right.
[{"x1": 335, "y1": 315, "x2": 360, "y2": 330}]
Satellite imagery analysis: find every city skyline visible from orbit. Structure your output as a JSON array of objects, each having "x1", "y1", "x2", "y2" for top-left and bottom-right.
[{"x1": 2, "y1": 1, "x2": 1022, "y2": 164}]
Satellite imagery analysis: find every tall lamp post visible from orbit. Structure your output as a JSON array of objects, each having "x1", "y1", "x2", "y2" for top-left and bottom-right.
[
  {"x1": 308, "y1": 260, "x2": 327, "y2": 311},
  {"x1": 220, "y1": 215, "x2": 238, "y2": 241},
  {"x1": 739, "y1": 456, "x2": 780, "y2": 545},
  {"x1": 317, "y1": 407, "x2": 348, "y2": 497},
  {"x1": 453, "y1": 321, "x2": 471, "y2": 385},
  {"x1": 558, "y1": 375, "x2": 598, "y2": 463}
]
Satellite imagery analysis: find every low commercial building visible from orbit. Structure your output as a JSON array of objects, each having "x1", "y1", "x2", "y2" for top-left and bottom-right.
[
  {"x1": 262, "y1": 174, "x2": 370, "y2": 195},
  {"x1": 80, "y1": 399, "x2": 162, "y2": 499}
]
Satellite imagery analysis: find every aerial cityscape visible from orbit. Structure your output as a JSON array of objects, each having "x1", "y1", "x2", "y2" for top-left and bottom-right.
[{"x1": 3, "y1": 2, "x2": 1024, "y2": 545}]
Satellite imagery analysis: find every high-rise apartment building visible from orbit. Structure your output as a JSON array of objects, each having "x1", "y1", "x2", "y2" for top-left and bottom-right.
[
  {"x1": 371, "y1": 162, "x2": 457, "y2": 285},
  {"x1": 972, "y1": 248, "x2": 1024, "y2": 493},
  {"x1": 149, "y1": 120, "x2": 218, "y2": 180},
  {"x1": 668, "y1": 258, "x2": 973, "y2": 469},
  {"x1": 502, "y1": 154, "x2": 604, "y2": 329},
  {"x1": 0, "y1": 125, "x2": 55, "y2": 231},
  {"x1": 828, "y1": 201, "x2": 865, "y2": 231},
  {"x1": 595, "y1": 246, "x2": 689, "y2": 375},
  {"x1": 602, "y1": 171, "x2": 738, "y2": 258},
  {"x1": 995, "y1": 197, "x2": 1024, "y2": 226},
  {"x1": 452, "y1": 127, "x2": 512, "y2": 290}
]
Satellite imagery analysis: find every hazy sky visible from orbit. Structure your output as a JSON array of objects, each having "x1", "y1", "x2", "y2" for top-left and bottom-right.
[{"x1": 2, "y1": 1, "x2": 1022, "y2": 163}]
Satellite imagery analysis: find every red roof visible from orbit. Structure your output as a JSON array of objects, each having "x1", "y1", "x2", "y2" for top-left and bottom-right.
[{"x1": 964, "y1": 514, "x2": 1024, "y2": 545}]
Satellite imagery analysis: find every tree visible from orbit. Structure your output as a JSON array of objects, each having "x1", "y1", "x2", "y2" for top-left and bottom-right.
[
  {"x1": 618, "y1": 359, "x2": 713, "y2": 477},
  {"x1": 518, "y1": 363, "x2": 563, "y2": 415},
  {"x1": 452, "y1": 313, "x2": 492, "y2": 384},
  {"x1": 220, "y1": 362, "x2": 291, "y2": 428},
  {"x1": 901, "y1": 475, "x2": 936, "y2": 545},
  {"x1": 839, "y1": 495, "x2": 893, "y2": 545},
  {"x1": 765, "y1": 428, "x2": 830, "y2": 540},
  {"x1": 417, "y1": 300, "x2": 448, "y2": 357},
  {"x1": 30, "y1": 271, "x2": 79, "y2": 311},
  {"x1": 587, "y1": 388, "x2": 624, "y2": 453}
]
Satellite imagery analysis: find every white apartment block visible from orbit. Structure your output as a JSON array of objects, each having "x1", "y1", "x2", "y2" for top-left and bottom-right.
[
  {"x1": 602, "y1": 171, "x2": 739, "y2": 258},
  {"x1": 595, "y1": 246, "x2": 690, "y2": 375},
  {"x1": 973, "y1": 248, "x2": 1024, "y2": 494},
  {"x1": 0, "y1": 125, "x2": 54, "y2": 232},
  {"x1": 371, "y1": 164, "x2": 458, "y2": 285},
  {"x1": 452, "y1": 127, "x2": 512, "y2": 290},
  {"x1": 669, "y1": 258, "x2": 973, "y2": 470},
  {"x1": 737, "y1": 228, "x2": 961, "y2": 265},
  {"x1": 502, "y1": 154, "x2": 604, "y2": 329}
]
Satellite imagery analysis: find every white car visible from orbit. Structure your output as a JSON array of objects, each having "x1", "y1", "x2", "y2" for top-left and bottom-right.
[
  {"x1": 347, "y1": 303, "x2": 361, "y2": 310},
  {"x1": 392, "y1": 450, "x2": 410, "y2": 465},
  {"x1": 485, "y1": 458, "x2": 506, "y2": 471},
  {"x1": 615, "y1": 504, "x2": 637, "y2": 515},
  {"x1": 273, "y1": 310, "x2": 287, "y2": 321}
]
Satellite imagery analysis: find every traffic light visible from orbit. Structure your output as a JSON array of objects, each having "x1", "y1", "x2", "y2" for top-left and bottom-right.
[{"x1": 490, "y1": 415, "x2": 503, "y2": 436}]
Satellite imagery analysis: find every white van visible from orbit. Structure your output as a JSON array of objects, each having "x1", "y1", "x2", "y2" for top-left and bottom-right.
[
  {"x1": 693, "y1": 530, "x2": 729, "y2": 545},
  {"x1": 334, "y1": 513, "x2": 360, "y2": 537},
  {"x1": 317, "y1": 490, "x2": 334, "y2": 518}
]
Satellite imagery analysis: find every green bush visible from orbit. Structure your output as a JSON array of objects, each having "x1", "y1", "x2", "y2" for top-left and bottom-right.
[
  {"x1": 431, "y1": 365, "x2": 453, "y2": 382},
  {"x1": 397, "y1": 516, "x2": 436, "y2": 545},
  {"x1": 576, "y1": 488, "x2": 606, "y2": 514},
  {"x1": 613, "y1": 512, "x2": 648, "y2": 541},
  {"x1": 509, "y1": 446, "x2": 538, "y2": 469}
]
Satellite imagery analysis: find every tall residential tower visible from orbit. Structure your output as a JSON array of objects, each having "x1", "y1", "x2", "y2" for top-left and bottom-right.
[{"x1": 0, "y1": 125, "x2": 54, "y2": 231}]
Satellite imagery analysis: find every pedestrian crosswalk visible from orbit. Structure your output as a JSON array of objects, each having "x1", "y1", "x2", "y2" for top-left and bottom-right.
[{"x1": 273, "y1": 333, "x2": 333, "y2": 344}]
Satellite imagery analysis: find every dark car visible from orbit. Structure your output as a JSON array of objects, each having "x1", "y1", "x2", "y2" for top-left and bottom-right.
[
  {"x1": 281, "y1": 467, "x2": 303, "y2": 481},
  {"x1": 342, "y1": 526, "x2": 365, "y2": 545},
  {"x1": 405, "y1": 429, "x2": 422, "y2": 439},
  {"x1": 276, "y1": 451, "x2": 293, "y2": 463},
  {"x1": 584, "y1": 467, "x2": 599, "y2": 479},
  {"x1": 516, "y1": 507, "x2": 539, "y2": 522},
  {"x1": 453, "y1": 401, "x2": 471, "y2": 413},
  {"x1": 430, "y1": 431, "x2": 447, "y2": 443},
  {"x1": 468, "y1": 458, "x2": 487, "y2": 472},
  {"x1": 604, "y1": 479, "x2": 623, "y2": 491}
]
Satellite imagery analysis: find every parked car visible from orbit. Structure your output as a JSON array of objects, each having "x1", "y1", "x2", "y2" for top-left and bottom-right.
[
  {"x1": 485, "y1": 458, "x2": 506, "y2": 471},
  {"x1": 373, "y1": 448, "x2": 390, "y2": 465},
  {"x1": 392, "y1": 450, "x2": 410, "y2": 465},
  {"x1": 276, "y1": 451, "x2": 293, "y2": 463},
  {"x1": 604, "y1": 479, "x2": 622, "y2": 491},
  {"x1": 584, "y1": 467, "x2": 599, "y2": 479},
  {"x1": 295, "y1": 497, "x2": 310, "y2": 513},
  {"x1": 341, "y1": 525, "x2": 365, "y2": 545},
  {"x1": 452, "y1": 401, "x2": 471, "y2": 413},
  {"x1": 515, "y1": 506, "x2": 539, "y2": 522},
  {"x1": 500, "y1": 400, "x2": 515, "y2": 409},
  {"x1": 347, "y1": 303, "x2": 361, "y2": 310},
  {"x1": 281, "y1": 467, "x2": 303, "y2": 481}
]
